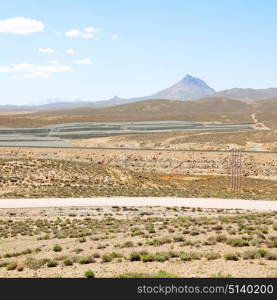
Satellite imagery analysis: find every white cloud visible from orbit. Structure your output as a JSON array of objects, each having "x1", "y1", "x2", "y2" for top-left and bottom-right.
[
  {"x1": 39, "y1": 48, "x2": 56, "y2": 54},
  {"x1": 66, "y1": 49, "x2": 77, "y2": 55},
  {"x1": 112, "y1": 34, "x2": 119, "y2": 40},
  {"x1": 84, "y1": 27, "x2": 98, "y2": 33},
  {"x1": 48, "y1": 60, "x2": 61, "y2": 65},
  {"x1": 0, "y1": 63, "x2": 73, "y2": 78},
  {"x1": 74, "y1": 58, "x2": 92, "y2": 65},
  {"x1": 65, "y1": 27, "x2": 100, "y2": 39},
  {"x1": 0, "y1": 17, "x2": 44, "y2": 35}
]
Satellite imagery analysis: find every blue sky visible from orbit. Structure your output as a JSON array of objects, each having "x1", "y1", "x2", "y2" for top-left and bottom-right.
[{"x1": 1, "y1": 0, "x2": 277, "y2": 104}]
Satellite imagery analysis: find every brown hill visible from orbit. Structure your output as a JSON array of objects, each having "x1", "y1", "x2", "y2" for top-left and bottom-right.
[
  {"x1": 0, "y1": 98, "x2": 255, "y2": 128},
  {"x1": 255, "y1": 98, "x2": 277, "y2": 112},
  {"x1": 40, "y1": 97, "x2": 254, "y2": 116}
]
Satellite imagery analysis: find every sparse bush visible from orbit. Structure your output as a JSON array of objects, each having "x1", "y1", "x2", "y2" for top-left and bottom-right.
[
  {"x1": 205, "y1": 252, "x2": 221, "y2": 260},
  {"x1": 102, "y1": 255, "x2": 112, "y2": 262},
  {"x1": 142, "y1": 254, "x2": 155, "y2": 262},
  {"x1": 204, "y1": 236, "x2": 217, "y2": 245},
  {"x1": 180, "y1": 252, "x2": 201, "y2": 261},
  {"x1": 266, "y1": 237, "x2": 277, "y2": 248},
  {"x1": 121, "y1": 241, "x2": 134, "y2": 248},
  {"x1": 216, "y1": 234, "x2": 227, "y2": 242},
  {"x1": 129, "y1": 252, "x2": 141, "y2": 261},
  {"x1": 64, "y1": 258, "x2": 73, "y2": 266},
  {"x1": 25, "y1": 258, "x2": 49, "y2": 270},
  {"x1": 168, "y1": 251, "x2": 180, "y2": 258},
  {"x1": 242, "y1": 250, "x2": 261, "y2": 260},
  {"x1": 265, "y1": 252, "x2": 277, "y2": 260},
  {"x1": 173, "y1": 236, "x2": 184, "y2": 242},
  {"x1": 6, "y1": 262, "x2": 17, "y2": 270},
  {"x1": 79, "y1": 257, "x2": 94, "y2": 264},
  {"x1": 53, "y1": 244, "x2": 62, "y2": 252},
  {"x1": 154, "y1": 252, "x2": 169, "y2": 262},
  {"x1": 224, "y1": 253, "x2": 240, "y2": 261},
  {"x1": 92, "y1": 253, "x2": 100, "y2": 258},
  {"x1": 226, "y1": 238, "x2": 249, "y2": 247},
  {"x1": 47, "y1": 260, "x2": 58, "y2": 268},
  {"x1": 118, "y1": 270, "x2": 178, "y2": 278},
  {"x1": 85, "y1": 270, "x2": 95, "y2": 278}
]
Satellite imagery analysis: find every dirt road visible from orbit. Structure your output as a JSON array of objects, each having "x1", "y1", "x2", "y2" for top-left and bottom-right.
[{"x1": 0, "y1": 197, "x2": 276, "y2": 210}]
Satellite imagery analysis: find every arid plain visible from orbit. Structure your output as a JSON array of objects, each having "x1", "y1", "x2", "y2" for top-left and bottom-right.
[{"x1": 0, "y1": 97, "x2": 276, "y2": 277}]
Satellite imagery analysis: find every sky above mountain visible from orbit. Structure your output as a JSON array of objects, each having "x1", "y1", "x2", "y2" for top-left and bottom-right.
[{"x1": 1, "y1": 0, "x2": 277, "y2": 104}]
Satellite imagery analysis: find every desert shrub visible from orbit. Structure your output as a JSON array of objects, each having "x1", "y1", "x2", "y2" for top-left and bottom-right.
[
  {"x1": 102, "y1": 255, "x2": 112, "y2": 262},
  {"x1": 265, "y1": 252, "x2": 277, "y2": 260},
  {"x1": 260, "y1": 227, "x2": 268, "y2": 234},
  {"x1": 79, "y1": 257, "x2": 94, "y2": 264},
  {"x1": 224, "y1": 253, "x2": 240, "y2": 261},
  {"x1": 38, "y1": 234, "x2": 50, "y2": 240},
  {"x1": 73, "y1": 248, "x2": 83, "y2": 254},
  {"x1": 0, "y1": 262, "x2": 8, "y2": 268},
  {"x1": 190, "y1": 231, "x2": 200, "y2": 236},
  {"x1": 47, "y1": 260, "x2": 58, "y2": 268},
  {"x1": 180, "y1": 252, "x2": 201, "y2": 261},
  {"x1": 205, "y1": 252, "x2": 221, "y2": 260},
  {"x1": 53, "y1": 244, "x2": 62, "y2": 252},
  {"x1": 212, "y1": 225, "x2": 223, "y2": 231},
  {"x1": 118, "y1": 270, "x2": 178, "y2": 278},
  {"x1": 129, "y1": 252, "x2": 141, "y2": 261},
  {"x1": 204, "y1": 236, "x2": 217, "y2": 245},
  {"x1": 146, "y1": 226, "x2": 155, "y2": 233},
  {"x1": 6, "y1": 262, "x2": 17, "y2": 270},
  {"x1": 25, "y1": 258, "x2": 49, "y2": 270},
  {"x1": 152, "y1": 270, "x2": 179, "y2": 278},
  {"x1": 84, "y1": 270, "x2": 95, "y2": 278},
  {"x1": 64, "y1": 258, "x2": 73, "y2": 266},
  {"x1": 168, "y1": 251, "x2": 180, "y2": 258},
  {"x1": 251, "y1": 238, "x2": 263, "y2": 247},
  {"x1": 242, "y1": 250, "x2": 261, "y2": 260},
  {"x1": 121, "y1": 241, "x2": 134, "y2": 248},
  {"x1": 226, "y1": 238, "x2": 249, "y2": 247},
  {"x1": 142, "y1": 254, "x2": 155, "y2": 262},
  {"x1": 216, "y1": 234, "x2": 227, "y2": 242},
  {"x1": 266, "y1": 237, "x2": 277, "y2": 248},
  {"x1": 257, "y1": 249, "x2": 268, "y2": 257},
  {"x1": 154, "y1": 252, "x2": 169, "y2": 262},
  {"x1": 92, "y1": 253, "x2": 100, "y2": 258},
  {"x1": 273, "y1": 223, "x2": 277, "y2": 231},
  {"x1": 173, "y1": 236, "x2": 184, "y2": 242},
  {"x1": 109, "y1": 252, "x2": 123, "y2": 259},
  {"x1": 97, "y1": 244, "x2": 107, "y2": 249},
  {"x1": 148, "y1": 237, "x2": 172, "y2": 246}
]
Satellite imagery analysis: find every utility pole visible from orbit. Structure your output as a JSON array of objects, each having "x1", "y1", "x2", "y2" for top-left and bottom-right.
[{"x1": 229, "y1": 149, "x2": 242, "y2": 194}]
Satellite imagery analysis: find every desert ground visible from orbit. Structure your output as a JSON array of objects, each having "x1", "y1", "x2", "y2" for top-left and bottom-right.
[
  {"x1": 0, "y1": 147, "x2": 276, "y2": 200},
  {"x1": 0, "y1": 205, "x2": 276, "y2": 278},
  {"x1": 72, "y1": 129, "x2": 277, "y2": 152}
]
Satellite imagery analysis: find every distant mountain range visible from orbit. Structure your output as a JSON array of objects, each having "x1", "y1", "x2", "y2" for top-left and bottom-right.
[
  {"x1": 2, "y1": 74, "x2": 277, "y2": 110},
  {"x1": 137, "y1": 75, "x2": 215, "y2": 101},
  {"x1": 212, "y1": 88, "x2": 277, "y2": 101}
]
